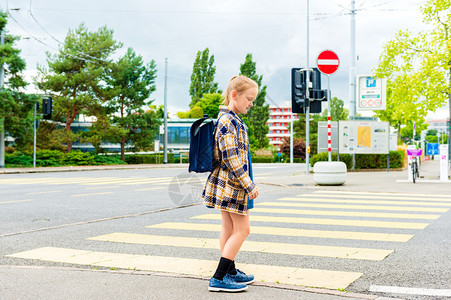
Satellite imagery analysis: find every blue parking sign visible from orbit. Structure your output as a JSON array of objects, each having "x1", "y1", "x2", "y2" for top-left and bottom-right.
[
  {"x1": 426, "y1": 143, "x2": 440, "y2": 155},
  {"x1": 366, "y1": 77, "x2": 376, "y2": 88}
]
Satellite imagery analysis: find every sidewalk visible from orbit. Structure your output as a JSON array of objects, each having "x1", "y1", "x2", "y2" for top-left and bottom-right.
[
  {"x1": 259, "y1": 159, "x2": 451, "y2": 195},
  {"x1": 0, "y1": 266, "x2": 395, "y2": 300}
]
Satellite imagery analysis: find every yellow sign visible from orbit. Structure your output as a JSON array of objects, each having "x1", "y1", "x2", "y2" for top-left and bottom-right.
[
  {"x1": 357, "y1": 126, "x2": 371, "y2": 148},
  {"x1": 307, "y1": 146, "x2": 311, "y2": 154}
]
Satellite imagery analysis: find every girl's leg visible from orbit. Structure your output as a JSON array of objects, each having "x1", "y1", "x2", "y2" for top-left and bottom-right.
[
  {"x1": 221, "y1": 211, "x2": 250, "y2": 261},
  {"x1": 220, "y1": 211, "x2": 234, "y2": 255}
]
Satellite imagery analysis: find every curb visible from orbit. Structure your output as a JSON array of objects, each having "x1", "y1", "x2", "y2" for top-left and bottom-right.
[
  {"x1": 0, "y1": 265, "x2": 396, "y2": 299},
  {"x1": 0, "y1": 164, "x2": 189, "y2": 174}
]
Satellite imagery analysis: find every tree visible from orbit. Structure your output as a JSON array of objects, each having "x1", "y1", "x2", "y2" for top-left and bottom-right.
[
  {"x1": 280, "y1": 137, "x2": 306, "y2": 160},
  {"x1": 321, "y1": 97, "x2": 349, "y2": 121},
  {"x1": 36, "y1": 23, "x2": 121, "y2": 152},
  {"x1": 195, "y1": 93, "x2": 223, "y2": 119},
  {"x1": 374, "y1": 0, "x2": 451, "y2": 140},
  {"x1": 106, "y1": 48, "x2": 160, "y2": 161},
  {"x1": 239, "y1": 54, "x2": 269, "y2": 149},
  {"x1": 0, "y1": 12, "x2": 36, "y2": 152},
  {"x1": 189, "y1": 48, "x2": 218, "y2": 108}
]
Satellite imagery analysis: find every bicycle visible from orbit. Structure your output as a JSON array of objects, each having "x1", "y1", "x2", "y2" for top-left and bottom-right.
[
  {"x1": 407, "y1": 149, "x2": 422, "y2": 183},
  {"x1": 411, "y1": 155, "x2": 419, "y2": 183}
]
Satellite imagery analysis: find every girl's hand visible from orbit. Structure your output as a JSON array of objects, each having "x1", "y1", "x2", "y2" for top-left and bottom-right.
[{"x1": 248, "y1": 188, "x2": 259, "y2": 200}]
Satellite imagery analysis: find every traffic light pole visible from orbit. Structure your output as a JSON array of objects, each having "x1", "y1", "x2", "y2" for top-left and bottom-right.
[
  {"x1": 0, "y1": 31, "x2": 5, "y2": 168},
  {"x1": 33, "y1": 101, "x2": 37, "y2": 167},
  {"x1": 305, "y1": 70, "x2": 310, "y2": 174}
]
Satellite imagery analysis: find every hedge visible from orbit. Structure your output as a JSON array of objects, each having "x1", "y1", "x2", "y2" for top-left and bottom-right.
[
  {"x1": 5, "y1": 150, "x2": 126, "y2": 167},
  {"x1": 310, "y1": 151, "x2": 404, "y2": 169},
  {"x1": 125, "y1": 153, "x2": 175, "y2": 164}
]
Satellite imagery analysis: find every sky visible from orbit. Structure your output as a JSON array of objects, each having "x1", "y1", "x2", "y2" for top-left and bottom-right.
[{"x1": 3, "y1": 0, "x2": 448, "y2": 120}]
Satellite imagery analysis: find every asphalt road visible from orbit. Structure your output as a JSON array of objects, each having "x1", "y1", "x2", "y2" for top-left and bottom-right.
[{"x1": 0, "y1": 165, "x2": 450, "y2": 299}]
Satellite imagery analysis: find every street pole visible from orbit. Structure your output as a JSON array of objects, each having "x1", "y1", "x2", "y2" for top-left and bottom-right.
[
  {"x1": 349, "y1": 0, "x2": 356, "y2": 169},
  {"x1": 33, "y1": 101, "x2": 37, "y2": 167},
  {"x1": 306, "y1": 70, "x2": 310, "y2": 174},
  {"x1": 327, "y1": 75, "x2": 332, "y2": 162},
  {"x1": 163, "y1": 58, "x2": 168, "y2": 164},
  {"x1": 0, "y1": 30, "x2": 5, "y2": 168},
  {"x1": 349, "y1": 0, "x2": 356, "y2": 118},
  {"x1": 305, "y1": 0, "x2": 310, "y2": 174},
  {"x1": 290, "y1": 112, "x2": 293, "y2": 164}
]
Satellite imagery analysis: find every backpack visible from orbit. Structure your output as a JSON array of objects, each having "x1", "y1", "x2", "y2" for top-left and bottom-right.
[{"x1": 188, "y1": 114, "x2": 218, "y2": 173}]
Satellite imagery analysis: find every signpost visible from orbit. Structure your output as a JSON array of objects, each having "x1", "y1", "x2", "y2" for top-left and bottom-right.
[
  {"x1": 357, "y1": 75, "x2": 387, "y2": 111},
  {"x1": 317, "y1": 50, "x2": 339, "y2": 162}
]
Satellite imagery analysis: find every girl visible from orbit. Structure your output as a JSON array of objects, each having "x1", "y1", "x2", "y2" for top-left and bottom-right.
[{"x1": 202, "y1": 75, "x2": 259, "y2": 292}]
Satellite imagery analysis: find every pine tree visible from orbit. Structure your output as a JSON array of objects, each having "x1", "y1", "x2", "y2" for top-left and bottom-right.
[
  {"x1": 0, "y1": 12, "x2": 36, "y2": 153},
  {"x1": 239, "y1": 54, "x2": 269, "y2": 149},
  {"x1": 189, "y1": 48, "x2": 218, "y2": 108}
]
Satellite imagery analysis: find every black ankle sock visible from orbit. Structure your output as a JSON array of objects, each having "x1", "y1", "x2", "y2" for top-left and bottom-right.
[
  {"x1": 213, "y1": 257, "x2": 233, "y2": 281},
  {"x1": 228, "y1": 260, "x2": 237, "y2": 275}
]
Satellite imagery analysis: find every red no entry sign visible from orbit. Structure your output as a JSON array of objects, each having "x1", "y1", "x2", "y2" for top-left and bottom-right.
[{"x1": 317, "y1": 50, "x2": 339, "y2": 75}]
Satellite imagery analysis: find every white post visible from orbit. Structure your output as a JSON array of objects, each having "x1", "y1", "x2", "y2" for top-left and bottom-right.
[
  {"x1": 440, "y1": 144, "x2": 449, "y2": 181},
  {"x1": 327, "y1": 75, "x2": 332, "y2": 162},
  {"x1": 163, "y1": 58, "x2": 168, "y2": 164}
]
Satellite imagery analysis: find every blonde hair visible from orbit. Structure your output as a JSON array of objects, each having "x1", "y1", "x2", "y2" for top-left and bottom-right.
[{"x1": 222, "y1": 75, "x2": 258, "y2": 105}]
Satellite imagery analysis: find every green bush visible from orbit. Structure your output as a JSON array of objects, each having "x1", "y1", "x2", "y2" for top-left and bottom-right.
[
  {"x1": 252, "y1": 156, "x2": 273, "y2": 163},
  {"x1": 60, "y1": 151, "x2": 96, "y2": 166},
  {"x1": 5, "y1": 153, "x2": 33, "y2": 167},
  {"x1": 94, "y1": 155, "x2": 127, "y2": 165},
  {"x1": 36, "y1": 150, "x2": 64, "y2": 166},
  {"x1": 125, "y1": 153, "x2": 174, "y2": 164},
  {"x1": 310, "y1": 152, "x2": 352, "y2": 169},
  {"x1": 310, "y1": 151, "x2": 404, "y2": 169}
]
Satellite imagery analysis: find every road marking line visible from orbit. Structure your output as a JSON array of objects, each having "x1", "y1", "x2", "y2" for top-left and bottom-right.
[
  {"x1": 86, "y1": 186, "x2": 122, "y2": 190},
  {"x1": 369, "y1": 285, "x2": 451, "y2": 297},
  {"x1": 279, "y1": 197, "x2": 451, "y2": 207},
  {"x1": 6, "y1": 247, "x2": 363, "y2": 289},
  {"x1": 135, "y1": 187, "x2": 166, "y2": 191},
  {"x1": 72, "y1": 192, "x2": 113, "y2": 197},
  {"x1": 193, "y1": 214, "x2": 429, "y2": 229},
  {"x1": 147, "y1": 222, "x2": 414, "y2": 242},
  {"x1": 0, "y1": 199, "x2": 33, "y2": 204},
  {"x1": 27, "y1": 190, "x2": 61, "y2": 195},
  {"x1": 302, "y1": 193, "x2": 451, "y2": 202},
  {"x1": 82, "y1": 177, "x2": 174, "y2": 186},
  {"x1": 251, "y1": 207, "x2": 440, "y2": 220},
  {"x1": 87, "y1": 232, "x2": 393, "y2": 261},
  {"x1": 313, "y1": 190, "x2": 451, "y2": 199},
  {"x1": 258, "y1": 201, "x2": 449, "y2": 213}
]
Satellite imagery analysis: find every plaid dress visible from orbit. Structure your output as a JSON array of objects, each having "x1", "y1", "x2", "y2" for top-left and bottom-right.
[{"x1": 202, "y1": 106, "x2": 257, "y2": 215}]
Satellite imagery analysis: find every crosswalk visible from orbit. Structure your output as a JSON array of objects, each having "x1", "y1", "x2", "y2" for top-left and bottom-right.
[{"x1": 6, "y1": 190, "x2": 451, "y2": 290}]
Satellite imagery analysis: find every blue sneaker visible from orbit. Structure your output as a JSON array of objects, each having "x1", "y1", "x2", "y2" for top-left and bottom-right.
[
  {"x1": 228, "y1": 269, "x2": 255, "y2": 284},
  {"x1": 208, "y1": 274, "x2": 248, "y2": 292}
]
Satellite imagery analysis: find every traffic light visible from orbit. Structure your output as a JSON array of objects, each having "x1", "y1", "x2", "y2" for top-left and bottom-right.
[
  {"x1": 309, "y1": 68, "x2": 327, "y2": 113},
  {"x1": 291, "y1": 68, "x2": 306, "y2": 113},
  {"x1": 42, "y1": 97, "x2": 52, "y2": 120}
]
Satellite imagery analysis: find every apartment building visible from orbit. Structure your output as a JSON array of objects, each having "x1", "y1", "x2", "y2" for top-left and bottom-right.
[{"x1": 267, "y1": 104, "x2": 299, "y2": 150}]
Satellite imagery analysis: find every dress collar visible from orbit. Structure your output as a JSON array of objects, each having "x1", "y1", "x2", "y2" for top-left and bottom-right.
[{"x1": 219, "y1": 105, "x2": 241, "y2": 121}]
